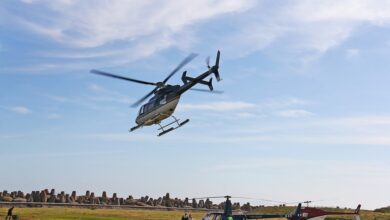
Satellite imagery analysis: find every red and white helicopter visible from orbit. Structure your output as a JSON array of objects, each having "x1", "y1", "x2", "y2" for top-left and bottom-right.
[{"x1": 288, "y1": 202, "x2": 361, "y2": 220}]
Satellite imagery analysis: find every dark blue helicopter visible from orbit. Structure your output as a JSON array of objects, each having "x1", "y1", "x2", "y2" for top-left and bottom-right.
[{"x1": 90, "y1": 51, "x2": 221, "y2": 136}]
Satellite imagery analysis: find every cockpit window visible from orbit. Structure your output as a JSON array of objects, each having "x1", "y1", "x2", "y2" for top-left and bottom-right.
[
  {"x1": 160, "y1": 95, "x2": 167, "y2": 105},
  {"x1": 139, "y1": 105, "x2": 144, "y2": 115}
]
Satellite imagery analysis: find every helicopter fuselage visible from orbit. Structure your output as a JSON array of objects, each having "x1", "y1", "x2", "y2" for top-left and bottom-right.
[
  {"x1": 135, "y1": 65, "x2": 220, "y2": 126},
  {"x1": 136, "y1": 85, "x2": 181, "y2": 125}
]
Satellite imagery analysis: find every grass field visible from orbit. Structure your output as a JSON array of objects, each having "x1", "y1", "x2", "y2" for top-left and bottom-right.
[
  {"x1": 252, "y1": 206, "x2": 390, "y2": 220},
  {"x1": 1, "y1": 206, "x2": 390, "y2": 220},
  {"x1": 0, "y1": 208, "x2": 206, "y2": 220}
]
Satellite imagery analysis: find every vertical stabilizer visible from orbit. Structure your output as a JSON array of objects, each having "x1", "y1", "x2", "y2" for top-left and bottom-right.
[{"x1": 213, "y1": 50, "x2": 221, "y2": 81}]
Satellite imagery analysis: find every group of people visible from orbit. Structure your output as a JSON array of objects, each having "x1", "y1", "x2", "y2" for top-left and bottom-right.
[{"x1": 181, "y1": 212, "x2": 193, "y2": 220}]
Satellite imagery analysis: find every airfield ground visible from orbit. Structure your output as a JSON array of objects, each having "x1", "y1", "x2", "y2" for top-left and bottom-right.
[
  {"x1": 0, "y1": 207, "x2": 206, "y2": 220},
  {"x1": 1, "y1": 206, "x2": 390, "y2": 220},
  {"x1": 251, "y1": 206, "x2": 390, "y2": 220}
]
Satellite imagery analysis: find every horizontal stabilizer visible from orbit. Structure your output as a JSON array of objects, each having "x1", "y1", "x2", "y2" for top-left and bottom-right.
[
  {"x1": 208, "y1": 78, "x2": 213, "y2": 91},
  {"x1": 182, "y1": 71, "x2": 213, "y2": 91}
]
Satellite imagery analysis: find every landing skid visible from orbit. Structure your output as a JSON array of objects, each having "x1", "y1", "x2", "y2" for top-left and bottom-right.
[
  {"x1": 157, "y1": 115, "x2": 189, "y2": 136},
  {"x1": 129, "y1": 123, "x2": 143, "y2": 132}
]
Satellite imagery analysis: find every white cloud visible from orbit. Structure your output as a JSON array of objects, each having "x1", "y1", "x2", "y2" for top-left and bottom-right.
[
  {"x1": 15, "y1": 0, "x2": 254, "y2": 48},
  {"x1": 287, "y1": 0, "x2": 390, "y2": 24},
  {"x1": 8, "y1": 0, "x2": 390, "y2": 72},
  {"x1": 48, "y1": 113, "x2": 62, "y2": 119},
  {"x1": 45, "y1": 94, "x2": 113, "y2": 111},
  {"x1": 9, "y1": 106, "x2": 31, "y2": 114},
  {"x1": 284, "y1": 0, "x2": 390, "y2": 50},
  {"x1": 228, "y1": 115, "x2": 390, "y2": 145},
  {"x1": 85, "y1": 83, "x2": 133, "y2": 104},
  {"x1": 176, "y1": 97, "x2": 311, "y2": 119},
  {"x1": 275, "y1": 109, "x2": 314, "y2": 118},
  {"x1": 261, "y1": 97, "x2": 310, "y2": 109},
  {"x1": 46, "y1": 95, "x2": 72, "y2": 103},
  {"x1": 222, "y1": 0, "x2": 390, "y2": 62},
  {"x1": 0, "y1": 61, "x2": 98, "y2": 74},
  {"x1": 20, "y1": 0, "x2": 36, "y2": 4},
  {"x1": 222, "y1": 23, "x2": 287, "y2": 58},
  {"x1": 38, "y1": 49, "x2": 126, "y2": 59},
  {"x1": 86, "y1": 95, "x2": 132, "y2": 105},
  {"x1": 16, "y1": 0, "x2": 390, "y2": 54},
  {"x1": 180, "y1": 101, "x2": 256, "y2": 111},
  {"x1": 17, "y1": 18, "x2": 64, "y2": 40},
  {"x1": 329, "y1": 116, "x2": 390, "y2": 126},
  {"x1": 0, "y1": 134, "x2": 25, "y2": 139},
  {"x1": 76, "y1": 114, "x2": 390, "y2": 148},
  {"x1": 87, "y1": 83, "x2": 104, "y2": 92},
  {"x1": 3, "y1": 0, "x2": 255, "y2": 72},
  {"x1": 236, "y1": 112, "x2": 259, "y2": 118},
  {"x1": 346, "y1": 48, "x2": 360, "y2": 59}
]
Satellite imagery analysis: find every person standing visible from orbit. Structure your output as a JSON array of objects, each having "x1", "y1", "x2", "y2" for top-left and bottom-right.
[
  {"x1": 182, "y1": 212, "x2": 189, "y2": 220},
  {"x1": 6, "y1": 206, "x2": 14, "y2": 220}
]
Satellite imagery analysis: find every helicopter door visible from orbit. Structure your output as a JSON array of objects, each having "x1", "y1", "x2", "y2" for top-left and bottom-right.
[{"x1": 160, "y1": 95, "x2": 167, "y2": 105}]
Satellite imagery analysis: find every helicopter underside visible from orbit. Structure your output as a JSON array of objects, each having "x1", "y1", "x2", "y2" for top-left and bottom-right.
[{"x1": 136, "y1": 97, "x2": 180, "y2": 126}]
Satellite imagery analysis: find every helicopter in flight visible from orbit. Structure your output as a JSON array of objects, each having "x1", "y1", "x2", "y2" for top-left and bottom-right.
[{"x1": 90, "y1": 51, "x2": 221, "y2": 136}]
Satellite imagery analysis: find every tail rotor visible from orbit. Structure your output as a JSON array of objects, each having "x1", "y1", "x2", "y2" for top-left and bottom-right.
[
  {"x1": 207, "y1": 50, "x2": 221, "y2": 81},
  {"x1": 206, "y1": 56, "x2": 211, "y2": 69}
]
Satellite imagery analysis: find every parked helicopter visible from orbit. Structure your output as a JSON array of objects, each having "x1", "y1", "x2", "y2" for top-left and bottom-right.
[
  {"x1": 294, "y1": 203, "x2": 361, "y2": 220},
  {"x1": 200, "y1": 196, "x2": 360, "y2": 220},
  {"x1": 90, "y1": 51, "x2": 221, "y2": 136},
  {"x1": 199, "y1": 196, "x2": 302, "y2": 220}
]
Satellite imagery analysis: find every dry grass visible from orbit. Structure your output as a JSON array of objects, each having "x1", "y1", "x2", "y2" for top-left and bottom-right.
[
  {"x1": 0, "y1": 207, "x2": 206, "y2": 220},
  {"x1": 1, "y1": 206, "x2": 390, "y2": 220}
]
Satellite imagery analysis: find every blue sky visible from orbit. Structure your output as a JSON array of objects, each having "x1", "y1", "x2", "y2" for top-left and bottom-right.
[{"x1": 1, "y1": 0, "x2": 390, "y2": 210}]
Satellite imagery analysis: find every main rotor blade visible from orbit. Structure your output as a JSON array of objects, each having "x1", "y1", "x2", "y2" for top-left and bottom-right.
[
  {"x1": 90, "y1": 69, "x2": 157, "y2": 86},
  {"x1": 283, "y1": 199, "x2": 326, "y2": 205},
  {"x1": 130, "y1": 87, "x2": 158, "y2": 108},
  {"x1": 190, "y1": 88, "x2": 224, "y2": 94},
  {"x1": 162, "y1": 53, "x2": 198, "y2": 84},
  {"x1": 235, "y1": 197, "x2": 286, "y2": 203},
  {"x1": 192, "y1": 196, "x2": 227, "y2": 200}
]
